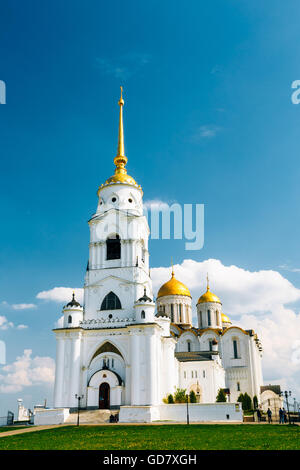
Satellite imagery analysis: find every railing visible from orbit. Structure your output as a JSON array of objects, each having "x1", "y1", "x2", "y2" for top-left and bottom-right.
[{"x1": 0, "y1": 411, "x2": 14, "y2": 426}]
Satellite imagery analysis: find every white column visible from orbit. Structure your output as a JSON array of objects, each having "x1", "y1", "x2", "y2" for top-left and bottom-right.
[
  {"x1": 69, "y1": 333, "x2": 82, "y2": 407},
  {"x1": 146, "y1": 332, "x2": 156, "y2": 405},
  {"x1": 53, "y1": 336, "x2": 65, "y2": 407},
  {"x1": 130, "y1": 333, "x2": 140, "y2": 405}
]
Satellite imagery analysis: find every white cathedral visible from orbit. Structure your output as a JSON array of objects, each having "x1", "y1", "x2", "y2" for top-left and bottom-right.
[{"x1": 52, "y1": 90, "x2": 263, "y2": 423}]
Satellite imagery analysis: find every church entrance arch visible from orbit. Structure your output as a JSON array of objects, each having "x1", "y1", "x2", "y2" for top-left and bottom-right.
[{"x1": 99, "y1": 382, "x2": 110, "y2": 409}]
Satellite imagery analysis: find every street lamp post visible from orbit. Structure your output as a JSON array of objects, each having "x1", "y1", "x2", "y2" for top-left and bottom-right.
[
  {"x1": 280, "y1": 391, "x2": 292, "y2": 425},
  {"x1": 186, "y1": 393, "x2": 189, "y2": 425},
  {"x1": 75, "y1": 394, "x2": 84, "y2": 426}
]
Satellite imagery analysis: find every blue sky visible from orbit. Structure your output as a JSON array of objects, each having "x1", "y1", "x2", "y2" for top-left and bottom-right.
[{"x1": 1, "y1": 1, "x2": 300, "y2": 414}]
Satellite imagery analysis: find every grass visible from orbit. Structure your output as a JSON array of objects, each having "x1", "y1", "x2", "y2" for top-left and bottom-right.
[{"x1": 0, "y1": 424, "x2": 299, "y2": 450}]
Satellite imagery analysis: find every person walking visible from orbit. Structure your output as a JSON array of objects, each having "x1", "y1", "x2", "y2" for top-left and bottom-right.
[
  {"x1": 267, "y1": 408, "x2": 272, "y2": 423},
  {"x1": 283, "y1": 408, "x2": 287, "y2": 423},
  {"x1": 279, "y1": 408, "x2": 284, "y2": 424},
  {"x1": 256, "y1": 408, "x2": 261, "y2": 422}
]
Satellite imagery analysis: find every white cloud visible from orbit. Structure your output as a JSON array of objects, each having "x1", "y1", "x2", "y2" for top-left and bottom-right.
[
  {"x1": 55, "y1": 315, "x2": 64, "y2": 329},
  {"x1": 151, "y1": 258, "x2": 300, "y2": 396},
  {"x1": 0, "y1": 316, "x2": 14, "y2": 330},
  {"x1": 16, "y1": 324, "x2": 28, "y2": 330},
  {"x1": 0, "y1": 316, "x2": 27, "y2": 331},
  {"x1": 12, "y1": 303, "x2": 36, "y2": 310},
  {"x1": 279, "y1": 264, "x2": 300, "y2": 273},
  {"x1": 0, "y1": 349, "x2": 55, "y2": 394},
  {"x1": 191, "y1": 125, "x2": 221, "y2": 141},
  {"x1": 36, "y1": 287, "x2": 83, "y2": 304}
]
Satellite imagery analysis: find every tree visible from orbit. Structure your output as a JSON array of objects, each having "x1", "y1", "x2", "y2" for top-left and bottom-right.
[
  {"x1": 189, "y1": 390, "x2": 197, "y2": 403},
  {"x1": 253, "y1": 395, "x2": 258, "y2": 409},
  {"x1": 237, "y1": 393, "x2": 252, "y2": 411},
  {"x1": 174, "y1": 388, "x2": 187, "y2": 403},
  {"x1": 167, "y1": 394, "x2": 174, "y2": 404},
  {"x1": 243, "y1": 393, "x2": 252, "y2": 411},
  {"x1": 216, "y1": 388, "x2": 227, "y2": 402}
]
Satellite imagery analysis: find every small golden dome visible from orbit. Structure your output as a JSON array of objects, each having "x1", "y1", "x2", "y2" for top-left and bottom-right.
[
  {"x1": 221, "y1": 313, "x2": 231, "y2": 324},
  {"x1": 104, "y1": 171, "x2": 138, "y2": 186},
  {"x1": 157, "y1": 271, "x2": 191, "y2": 299},
  {"x1": 197, "y1": 287, "x2": 221, "y2": 305}
]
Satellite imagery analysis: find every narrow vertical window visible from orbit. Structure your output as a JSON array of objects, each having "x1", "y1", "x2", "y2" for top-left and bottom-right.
[
  {"x1": 207, "y1": 309, "x2": 211, "y2": 326},
  {"x1": 171, "y1": 304, "x2": 174, "y2": 323},
  {"x1": 209, "y1": 340, "x2": 213, "y2": 351},
  {"x1": 233, "y1": 340, "x2": 238, "y2": 359},
  {"x1": 237, "y1": 382, "x2": 240, "y2": 391},
  {"x1": 187, "y1": 341, "x2": 191, "y2": 352},
  {"x1": 179, "y1": 304, "x2": 182, "y2": 322},
  {"x1": 199, "y1": 311, "x2": 203, "y2": 327}
]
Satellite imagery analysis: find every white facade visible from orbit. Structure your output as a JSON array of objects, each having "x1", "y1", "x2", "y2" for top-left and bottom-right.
[{"x1": 53, "y1": 92, "x2": 264, "y2": 422}]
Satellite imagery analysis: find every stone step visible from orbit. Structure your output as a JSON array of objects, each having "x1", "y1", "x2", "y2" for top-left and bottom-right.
[{"x1": 66, "y1": 409, "x2": 119, "y2": 424}]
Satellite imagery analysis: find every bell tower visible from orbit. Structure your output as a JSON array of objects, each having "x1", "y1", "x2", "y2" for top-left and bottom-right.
[{"x1": 83, "y1": 89, "x2": 154, "y2": 325}]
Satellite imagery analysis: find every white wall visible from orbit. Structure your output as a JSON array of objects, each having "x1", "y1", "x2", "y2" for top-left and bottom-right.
[
  {"x1": 119, "y1": 403, "x2": 243, "y2": 423},
  {"x1": 34, "y1": 408, "x2": 70, "y2": 425}
]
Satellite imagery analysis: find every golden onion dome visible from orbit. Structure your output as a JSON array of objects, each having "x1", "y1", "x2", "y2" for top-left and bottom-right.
[
  {"x1": 157, "y1": 271, "x2": 191, "y2": 299},
  {"x1": 221, "y1": 313, "x2": 232, "y2": 324},
  {"x1": 197, "y1": 277, "x2": 221, "y2": 305}
]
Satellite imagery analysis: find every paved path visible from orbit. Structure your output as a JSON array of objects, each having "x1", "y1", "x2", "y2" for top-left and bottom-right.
[{"x1": 0, "y1": 425, "x2": 62, "y2": 438}]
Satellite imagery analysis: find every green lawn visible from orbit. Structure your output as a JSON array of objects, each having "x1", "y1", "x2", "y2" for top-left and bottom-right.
[{"x1": 0, "y1": 424, "x2": 299, "y2": 450}]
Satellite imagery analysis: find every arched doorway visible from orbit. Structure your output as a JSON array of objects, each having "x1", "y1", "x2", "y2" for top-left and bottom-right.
[{"x1": 99, "y1": 382, "x2": 110, "y2": 409}]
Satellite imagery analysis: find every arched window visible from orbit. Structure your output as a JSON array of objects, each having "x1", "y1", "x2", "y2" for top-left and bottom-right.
[
  {"x1": 179, "y1": 304, "x2": 182, "y2": 322},
  {"x1": 187, "y1": 340, "x2": 191, "y2": 352},
  {"x1": 233, "y1": 339, "x2": 239, "y2": 359},
  {"x1": 141, "y1": 310, "x2": 145, "y2": 319},
  {"x1": 207, "y1": 309, "x2": 211, "y2": 326},
  {"x1": 68, "y1": 315, "x2": 72, "y2": 324},
  {"x1": 215, "y1": 310, "x2": 219, "y2": 326},
  {"x1": 106, "y1": 234, "x2": 121, "y2": 260},
  {"x1": 170, "y1": 304, "x2": 174, "y2": 323},
  {"x1": 237, "y1": 382, "x2": 240, "y2": 391},
  {"x1": 101, "y1": 292, "x2": 122, "y2": 310}
]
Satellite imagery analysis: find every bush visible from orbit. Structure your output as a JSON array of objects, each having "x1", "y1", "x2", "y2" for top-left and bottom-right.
[
  {"x1": 167, "y1": 394, "x2": 174, "y2": 404},
  {"x1": 237, "y1": 393, "x2": 253, "y2": 411},
  {"x1": 216, "y1": 388, "x2": 227, "y2": 402},
  {"x1": 189, "y1": 390, "x2": 197, "y2": 403},
  {"x1": 174, "y1": 388, "x2": 187, "y2": 403}
]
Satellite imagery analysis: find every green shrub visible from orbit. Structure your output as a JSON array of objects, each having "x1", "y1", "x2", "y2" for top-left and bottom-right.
[
  {"x1": 167, "y1": 394, "x2": 174, "y2": 404},
  {"x1": 189, "y1": 390, "x2": 197, "y2": 403},
  {"x1": 174, "y1": 388, "x2": 187, "y2": 403},
  {"x1": 216, "y1": 388, "x2": 227, "y2": 402}
]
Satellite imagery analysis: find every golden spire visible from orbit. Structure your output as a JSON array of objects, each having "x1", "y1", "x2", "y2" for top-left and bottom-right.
[
  {"x1": 113, "y1": 86, "x2": 128, "y2": 176},
  {"x1": 206, "y1": 273, "x2": 210, "y2": 291}
]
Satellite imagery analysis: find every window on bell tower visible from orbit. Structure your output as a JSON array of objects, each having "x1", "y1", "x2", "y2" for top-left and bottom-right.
[
  {"x1": 106, "y1": 234, "x2": 121, "y2": 260},
  {"x1": 101, "y1": 292, "x2": 122, "y2": 310}
]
